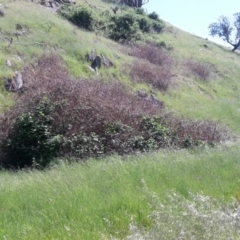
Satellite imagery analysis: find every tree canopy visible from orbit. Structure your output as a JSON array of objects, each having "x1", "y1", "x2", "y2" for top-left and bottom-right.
[
  {"x1": 209, "y1": 13, "x2": 240, "y2": 52},
  {"x1": 120, "y1": 0, "x2": 149, "y2": 8}
]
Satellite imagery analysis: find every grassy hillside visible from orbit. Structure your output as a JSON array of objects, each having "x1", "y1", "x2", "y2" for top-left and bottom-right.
[
  {"x1": 1, "y1": 0, "x2": 240, "y2": 133},
  {"x1": 1, "y1": 0, "x2": 240, "y2": 239},
  {"x1": 157, "y1": 27, "x2": 240, "y2": 133},
  {"x1": 0, "y1": 0, "x2": 129, "y2": 110}
]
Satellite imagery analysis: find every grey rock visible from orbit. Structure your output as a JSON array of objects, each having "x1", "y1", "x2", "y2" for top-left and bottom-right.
[
  {"x1": 85, "y1": 50, "x2": 96, "y2": 62},
  {"x1": 137, "y1": 89, "x2": 148, "y2": 98},
  {"x1": 4, "y1": 72, "x2": 24, "y2": 92},
  {"x1": 14, "y1": 55, "x2": 22, "y2": 61},
  {"x1": 101, "y1": 54, "x2": 113, "y2": 67},
  {"x1": 150, "y1": 94, "x2": 164, "y2": 108},
  {"x1": 0, "y1": 9, "x2": 4, "y2": 17},
  {"x1": 62, "y1": 0, "x2": 76, "y2": 3},
  {"x1": 16, "y1": 24, "x2": 23, "y2": 31},
  {"x1": 49, "y1": 1, "x2": 57, "y2": 8},
  {"x1": 14, "y1": 71, "x2": 23, "y2": 90},
  {"x1": 6, "y1": 59, "x2": 13, "y2": 67}
]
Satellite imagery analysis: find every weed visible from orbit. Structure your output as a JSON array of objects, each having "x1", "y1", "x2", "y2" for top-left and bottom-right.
[
  {"x1": 184, "y1": 59, "x2": 214, "y2": 81},
  {"x1": 131, "y1": 44, "x2": 173, "y2": 66},
  {"x1": 130, "y1": 60, "x2": 174, "y2": 91},
  {"x1": 129, "y1": 44, "x2": 174, "y2": 91},
  {"x1": 127, "y1": 190, "x2": 240, "y2": 240}
]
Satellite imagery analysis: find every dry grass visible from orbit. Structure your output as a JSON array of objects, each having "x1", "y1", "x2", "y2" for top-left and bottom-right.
[
  {"x1": 131, "y1": 44, "x2": 173, "y2": 66},
  {"x1": 126, "y1": 190, "x2": 240, "y2": 240},
  {"x1": 184, "y1": 59, "x2": 215, "y2": 81},
  {"x1": 161, "y1": 113, "x2": 229, "y2": 147},
  {"x1": 130, "y1": 60, "x2": 174, "y2": 91},
  {"x1": 129, "y1": 44, "x2": 175, "y2": 91}
]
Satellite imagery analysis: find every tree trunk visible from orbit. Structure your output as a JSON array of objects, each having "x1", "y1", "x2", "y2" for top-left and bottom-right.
[{"x1": 232, "y1": 39, "x2": 240, "y2": 52}]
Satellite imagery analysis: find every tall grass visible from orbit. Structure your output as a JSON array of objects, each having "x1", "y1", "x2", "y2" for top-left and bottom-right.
[{"x1": 1, "y1": 145, "x2": 240, "y2": 239}]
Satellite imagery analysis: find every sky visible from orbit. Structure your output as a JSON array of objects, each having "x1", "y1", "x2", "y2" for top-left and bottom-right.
[{"x1": 145, "y1": 0, "x2": 239, "y2": 47}]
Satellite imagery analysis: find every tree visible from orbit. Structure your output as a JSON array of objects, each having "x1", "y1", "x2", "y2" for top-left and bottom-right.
[
  {"x1": 209, "y1": 13, "x2": 240, "y2": 52},
  {"x1": 120, "y1": 0, "x2": 149, "y2": 8}
]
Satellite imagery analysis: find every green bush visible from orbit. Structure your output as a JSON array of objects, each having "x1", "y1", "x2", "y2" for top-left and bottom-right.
[
  {"x1": 136, "y1": 15, "x2": 152, "y2": 33},
  {"x1": 139, "y1": 117, "x2": 174, "y2": 148},
  {"x1": 1, "y1": 100, "x2": 61, "y2": 169},
  {"x1": 134, "y1": 8, "x2": 145, "y2": 15},
  {"x1": 148, "y1": 11, "x2": 160, "y2": 21},
  {"x1": 58, "y1": 5, "x2": 165, "y2": 43},
  {"x1": 152, "y1": 20, "x2": 165, "y2": 33},
  {"x1": 107, "y1": 11, "x2": 164, "y2": 41},
  {"x1": 108, "y1": 13, "x2": 142, "y2": 41},
  {"x1": 58, "y1": 5, "x2": 96, "y2": 31},
  {"x1": 61, "y1": 118, "x2": 174, "y2": 158}
]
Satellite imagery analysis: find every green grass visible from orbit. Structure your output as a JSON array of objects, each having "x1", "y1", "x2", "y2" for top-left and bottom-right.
[
  {"x1": 152, "y1": 24, "x2": 240, "y2": 133},
  {"x1": 1, "y1": 1, "x2": 240, "y2": 239},
  {"x1": 0, "y1": 0, "x2": 131, "y2": 111},
  {"x1": 1, "y1": 145, "x2": 240, "y2": 239}
]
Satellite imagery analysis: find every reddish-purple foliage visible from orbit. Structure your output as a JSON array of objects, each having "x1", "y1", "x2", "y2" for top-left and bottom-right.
[
  {"x1": 0, "y1": 54, "x2": 229, "y2": 162},
  {"x1": 129, "y1": 44, "x2": 175, "y2": 91}
]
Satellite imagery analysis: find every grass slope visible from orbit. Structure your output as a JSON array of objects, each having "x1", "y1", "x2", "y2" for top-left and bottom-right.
[
  {"x1": 156, "y1": 26, "x2": 240, "y2": 133},
  {"x1": 0, "y1": 0, "x2": 129, "y2": 110},
  {"x1": 0, "y1": 0, "x2": 240, "y2": 132},
  {"x1": 1, "y1": 0, "x2": 240, "y2": 239},
  {"x1": 1, "y1": 145, "x2": 240, "y2": 239},
  {"x1": 1, "y1": 0, "x2": 240, "y2": 134}
]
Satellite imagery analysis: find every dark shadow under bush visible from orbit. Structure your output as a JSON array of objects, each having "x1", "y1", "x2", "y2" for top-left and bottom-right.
[{"x1": 0, "y1": 100, "x2": 61, "y2": 169}]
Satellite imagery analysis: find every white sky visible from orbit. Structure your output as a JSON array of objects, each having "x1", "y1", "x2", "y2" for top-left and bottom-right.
[{"x1": 145, "y1": 0, "x2": 240, "y2": 47}]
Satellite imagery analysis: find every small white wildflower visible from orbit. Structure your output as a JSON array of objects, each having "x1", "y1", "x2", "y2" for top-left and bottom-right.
[{"x1": 64, "y1": 225, "x2": 70, "y2": 232}]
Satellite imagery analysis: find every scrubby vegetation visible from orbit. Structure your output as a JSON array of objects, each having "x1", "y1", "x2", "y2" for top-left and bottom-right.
[
  {"x1": 0, "y1": 54, "x2": 228, "y2": 169},
  {"x1": 184, "y1": 59, "x2": 215, "y2": 81},
  {"x1": 58, "y1": 4, "x2": 164, "y2": 43},
  {"x1": 129, "y1": 44, "x2": 175, "y2": 90}
]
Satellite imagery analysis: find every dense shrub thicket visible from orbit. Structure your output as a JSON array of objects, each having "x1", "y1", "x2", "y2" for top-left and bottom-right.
[
  {"x1": 0, "y1": 55, "x2": 228, "y2": 169},
  {"x1": 58, "y1": 4, "x2": 164, "y2": 43}
]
